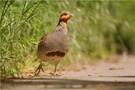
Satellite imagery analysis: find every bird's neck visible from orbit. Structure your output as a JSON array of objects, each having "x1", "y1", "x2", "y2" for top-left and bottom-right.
[
  {"x1": 57, "y1": 21, "x2": 67, "y2": 28},
  {"x1": 55, "y1": 21, "x2": 68, "y2": 34}
]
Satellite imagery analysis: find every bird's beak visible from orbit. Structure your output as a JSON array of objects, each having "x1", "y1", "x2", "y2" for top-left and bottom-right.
[{"x1": 70, "y1": 14, "x2": 74, "y2": 17}]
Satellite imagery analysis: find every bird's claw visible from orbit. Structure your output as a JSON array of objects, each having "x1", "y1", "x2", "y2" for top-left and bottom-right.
[
  {"x1": 49, "y1": 72, "x2": 60, "y2": 76},
  {"x1": 34, "y1": 65, "x2": 44, "y2": 76}
]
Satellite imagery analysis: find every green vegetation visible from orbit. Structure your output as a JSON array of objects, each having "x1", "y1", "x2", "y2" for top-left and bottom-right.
[{"x1": 0, "y1": 0, "x2": 135, "y2": 77}]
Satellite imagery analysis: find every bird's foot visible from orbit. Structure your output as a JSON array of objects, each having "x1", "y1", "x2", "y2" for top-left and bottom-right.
[
  {"x1": 49, "y1": 72, "x2": 60, "y2": 76},
  {"x1": 34, "y1": 65, "x2": 44, "y2": 76}
]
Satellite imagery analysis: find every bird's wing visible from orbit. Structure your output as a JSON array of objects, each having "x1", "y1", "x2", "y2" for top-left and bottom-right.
[{"x1": 41, "y1": 34, "x2": 48, "y2": 40}]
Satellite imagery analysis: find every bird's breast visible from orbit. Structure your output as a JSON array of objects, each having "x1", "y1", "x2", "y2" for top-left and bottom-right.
[{"x1": 37, "y1": 32, "x2": 69, "y2": 60}]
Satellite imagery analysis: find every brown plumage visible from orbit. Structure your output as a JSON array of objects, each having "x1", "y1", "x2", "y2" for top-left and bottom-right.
[{"x1": 35, "y1": 12, "x2": 73, "y2": 76}]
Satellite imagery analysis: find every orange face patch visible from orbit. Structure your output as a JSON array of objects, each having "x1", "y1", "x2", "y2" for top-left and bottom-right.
[{"x1": 60, "y1": 12, "x2": 72, "y2": 22}]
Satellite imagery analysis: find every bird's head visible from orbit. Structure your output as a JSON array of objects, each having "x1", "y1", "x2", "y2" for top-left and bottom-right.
[{"x1": 59, "y1": 12, "x2": 73, "y2": 23}]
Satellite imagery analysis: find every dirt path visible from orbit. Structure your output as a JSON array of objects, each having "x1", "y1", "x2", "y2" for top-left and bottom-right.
[
  {"x1": 55, "y1": 55, "x2": 135, "y2": 80},
  {"x1": 24, "y1": 55, "x2": 135, "y2": 81},
  {"x1": 1, "y1": 55, "x2": 135, "y2": 90},
  {"x1": 16, "y1": 55, "x2": 135, "y2": 81}
]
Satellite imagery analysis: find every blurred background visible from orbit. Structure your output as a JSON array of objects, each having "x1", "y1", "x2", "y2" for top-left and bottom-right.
[{"x1": 0, "y1": 0, "x2": 135, "y2": 77}]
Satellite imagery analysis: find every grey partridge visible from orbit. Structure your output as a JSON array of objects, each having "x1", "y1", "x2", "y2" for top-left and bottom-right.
[{"x1": 35, "y1": 12, "x2": 73, "y2": 76}]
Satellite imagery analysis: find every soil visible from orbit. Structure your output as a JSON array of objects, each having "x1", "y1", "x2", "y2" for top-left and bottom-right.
[
  {"x1": 1, "y1": 55, "x2": 135, "y2": 90},
  {"x1": 20, "y1": 55, "x2": 135, "y2": 80}
]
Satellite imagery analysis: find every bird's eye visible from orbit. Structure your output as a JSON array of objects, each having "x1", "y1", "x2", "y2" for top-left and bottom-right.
[{"x1": 64, "y1": 13, "x2": 67, "y2": 16}]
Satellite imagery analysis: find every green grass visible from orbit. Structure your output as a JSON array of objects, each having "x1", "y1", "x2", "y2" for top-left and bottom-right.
[{"x1": 0, "y1": 0, "x2": 135, "y2": 77}]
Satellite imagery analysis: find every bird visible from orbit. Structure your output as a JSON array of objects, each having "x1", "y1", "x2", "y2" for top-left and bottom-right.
[{"x1": 35, "y1": 12, "x2": 73, "y2": 76}]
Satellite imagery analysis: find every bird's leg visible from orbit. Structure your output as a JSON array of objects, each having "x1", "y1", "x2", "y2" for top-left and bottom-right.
[
  {"x1": 50, "y1": 61, "x2": 59, "y2": 76},
  {"x1": 54, "y1": 62, "x2": 58, "y2": 73},
  {"x1": 34, "y1": 60, "x2": 44, "y2": 76}
]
